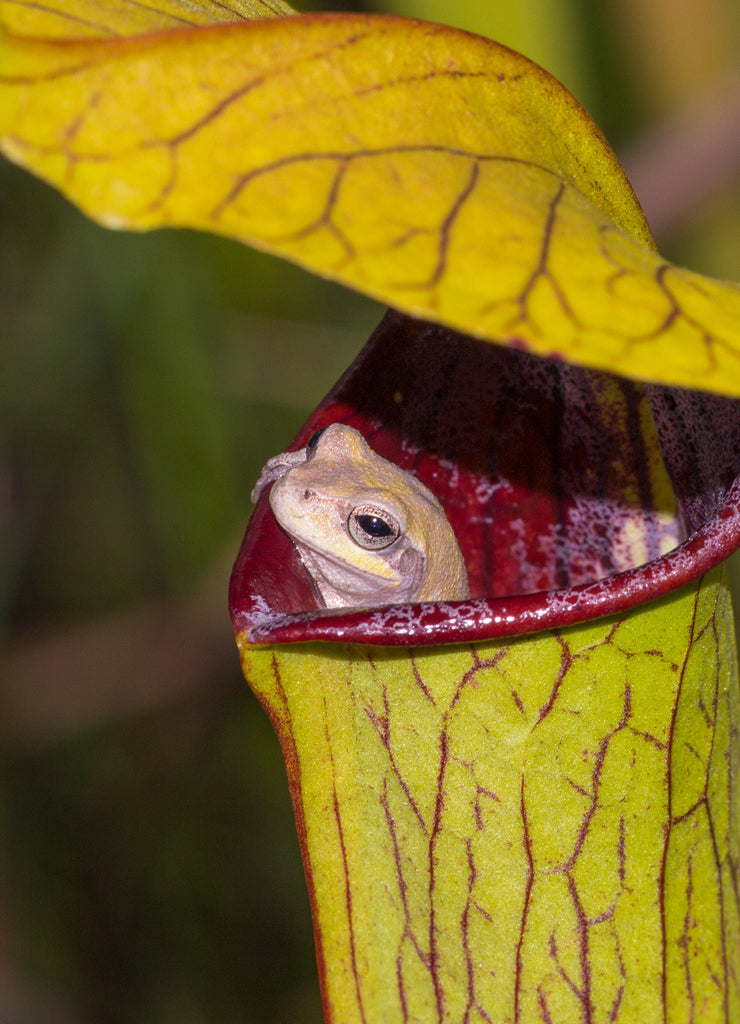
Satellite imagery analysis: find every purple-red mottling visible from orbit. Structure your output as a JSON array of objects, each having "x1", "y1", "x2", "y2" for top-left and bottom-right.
[{"x1": 230, "y1": 312, "x2": 740, "y2": 646}]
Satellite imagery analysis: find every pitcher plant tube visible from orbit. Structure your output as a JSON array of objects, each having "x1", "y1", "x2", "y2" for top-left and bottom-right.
[{"x1": 2, "y1": 2, "x2": 740, "y2": 1022}]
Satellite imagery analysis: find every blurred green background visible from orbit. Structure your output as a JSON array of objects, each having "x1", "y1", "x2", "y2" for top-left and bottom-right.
[{"x1": 1, "y1": 0, "x2": 739, "y2": 1021}]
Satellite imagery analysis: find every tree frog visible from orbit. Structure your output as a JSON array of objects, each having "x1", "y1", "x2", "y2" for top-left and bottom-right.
[{"x1": 252, "y1": 424, "x2": 470, "y2": 609}]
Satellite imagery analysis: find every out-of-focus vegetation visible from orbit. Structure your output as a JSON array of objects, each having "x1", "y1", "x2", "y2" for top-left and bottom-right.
[{"x1": 1, "y1": 1, "x2": 738, "y2": 1021}]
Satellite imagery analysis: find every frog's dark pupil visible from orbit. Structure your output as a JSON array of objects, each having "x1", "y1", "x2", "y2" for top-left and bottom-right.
[
  {"x1": 306, "y1": 426, "x2": 328, "y2": 455},
  {"x1": 358, "y1": 515, "x2": 392, "y2": 537}
]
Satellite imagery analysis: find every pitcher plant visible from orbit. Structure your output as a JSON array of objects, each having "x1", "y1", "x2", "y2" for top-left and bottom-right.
[{"x1": 2, "y1": 1, "x2": 740, "y2": 1021}]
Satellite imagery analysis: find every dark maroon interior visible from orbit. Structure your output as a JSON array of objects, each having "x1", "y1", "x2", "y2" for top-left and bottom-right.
[{"x1": 230, "y1": 312, "x2": 740, "y2": 646}]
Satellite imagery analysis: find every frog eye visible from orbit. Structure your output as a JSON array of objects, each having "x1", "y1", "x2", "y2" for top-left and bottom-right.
[
  {"x1": 306, "y1": 427, "x2": 328, "y2": 458},
  {"x1": 347, "y1": 505, "x2": 401, "y2": 550}
]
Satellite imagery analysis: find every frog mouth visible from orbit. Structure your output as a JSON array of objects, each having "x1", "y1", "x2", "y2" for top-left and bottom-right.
[
  {"x1": 295, "y1": 540, "x2": 421, "y2": 609},
  {"x1": 230, "y1": 311, "x2": 740, "y2": 646},
  {"x1": 295, "y1": 533, "x2": 405, "y2": 586}
]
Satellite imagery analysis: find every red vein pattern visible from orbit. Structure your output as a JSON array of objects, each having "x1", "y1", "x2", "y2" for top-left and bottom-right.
[
  {"x1": 238, "y1": 568, "x2": 740, "y2": 1023},
  {"x1": 4, "y1": 14, "x2": 740, "y2": 394},
  {"x1": 227, "y1": 301, "x2": 740, "y2": 1021}
]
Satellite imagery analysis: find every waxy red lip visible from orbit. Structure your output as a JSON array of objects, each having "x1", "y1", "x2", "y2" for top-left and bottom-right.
[{"x1": 230, "y1": 312, "x2": 740, "y2": 647}]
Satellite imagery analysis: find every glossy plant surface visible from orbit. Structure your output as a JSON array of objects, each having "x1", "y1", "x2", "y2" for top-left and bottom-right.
[{"x1": 232, "y1": 312, "x2": 740, "y2": 1023}]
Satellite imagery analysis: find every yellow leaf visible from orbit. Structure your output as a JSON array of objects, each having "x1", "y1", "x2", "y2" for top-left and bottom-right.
[
  {"x1": 0, "y1": 0, "x2": 293, "y2": 40},
  {"x1": 2, "y1": 13, "x2": 739, "y2": 395}
]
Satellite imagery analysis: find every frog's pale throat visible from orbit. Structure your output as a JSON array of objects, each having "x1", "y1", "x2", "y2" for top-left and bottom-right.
[{"x1": 252, "y1": 424, "x2": 470, "y2": 609}]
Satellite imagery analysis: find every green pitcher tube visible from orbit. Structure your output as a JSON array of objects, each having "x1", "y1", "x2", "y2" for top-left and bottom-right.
[
  {"x1": 230, "y1": 313, "x2": 740, "y2": 1024},
  {"x1": 237, "y1": 572, "x2": 738, "y2": 1023}
]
